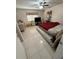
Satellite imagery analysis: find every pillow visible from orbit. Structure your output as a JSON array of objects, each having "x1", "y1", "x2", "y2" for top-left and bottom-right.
[{"x1": 48, "y1": 25, "x2": 63, "y2": 35}]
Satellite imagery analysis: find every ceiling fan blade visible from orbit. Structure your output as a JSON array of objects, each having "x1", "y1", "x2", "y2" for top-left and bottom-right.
[
  {"x1": 44, "y1": 5, "x2": 49, "y2": 6},
  {"x1": 44, "y1": 2, "x2": 46, "y2": 4}
]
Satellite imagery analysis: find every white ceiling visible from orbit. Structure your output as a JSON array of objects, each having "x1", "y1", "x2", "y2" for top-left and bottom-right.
[{"x1": 16, "y1": 0, "x2": 63, "y2": 10}]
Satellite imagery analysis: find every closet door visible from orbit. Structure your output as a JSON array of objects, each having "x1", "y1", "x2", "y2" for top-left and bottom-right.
[{"x1": 54, "y1": 37, "x2": 63, "y2": 59}]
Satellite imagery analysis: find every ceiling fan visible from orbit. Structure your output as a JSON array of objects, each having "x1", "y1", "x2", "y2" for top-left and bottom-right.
[{"x1": 40, "y1": 1, "x2": 49, "y2": 7}]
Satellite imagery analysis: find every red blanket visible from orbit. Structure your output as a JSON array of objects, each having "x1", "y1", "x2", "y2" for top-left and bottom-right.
[{"x1": 39, "y1": 21, "x2": 59, "y2": 30}]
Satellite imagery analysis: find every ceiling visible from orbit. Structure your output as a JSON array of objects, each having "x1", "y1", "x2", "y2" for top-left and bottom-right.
[{"x1": 16, "y1": 0, "x2": 63, "y2": 10}]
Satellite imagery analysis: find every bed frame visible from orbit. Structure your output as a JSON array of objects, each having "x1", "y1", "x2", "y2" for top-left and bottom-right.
[{"x1": 36, "y1": 26, "x2": 63, "y2": 51}]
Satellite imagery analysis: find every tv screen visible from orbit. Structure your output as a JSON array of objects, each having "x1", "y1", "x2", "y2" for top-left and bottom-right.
[
  {"x1": 35, "y1": 17, "x2": 41, "y2": 25},
  {"x1": 35, "y1": 17, "x2": 41, "y2": 22}
]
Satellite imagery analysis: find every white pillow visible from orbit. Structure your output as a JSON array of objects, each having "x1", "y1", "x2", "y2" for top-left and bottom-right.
[{"x1": 48, "y1": 25, "x2": 63, "y2": 35}]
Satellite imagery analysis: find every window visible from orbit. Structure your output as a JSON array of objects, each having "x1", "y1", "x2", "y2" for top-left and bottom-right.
[{"x1": 27, "y1": 15, "x2": 39, "y2": 21}]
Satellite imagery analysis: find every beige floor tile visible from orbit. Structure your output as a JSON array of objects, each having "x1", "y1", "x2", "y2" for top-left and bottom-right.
[{"x1": 22, "y1": 26, "x2": 54, "y2": 59}]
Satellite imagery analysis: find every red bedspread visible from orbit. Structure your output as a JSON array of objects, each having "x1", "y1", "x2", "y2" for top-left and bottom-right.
[{"x1": 39, "y1": 21, "x2": 59, "y2": 30}]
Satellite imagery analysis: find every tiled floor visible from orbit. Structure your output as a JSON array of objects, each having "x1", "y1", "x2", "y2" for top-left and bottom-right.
[{"x1": 22, "y1": 26, "x2": 55, "y2": 59}]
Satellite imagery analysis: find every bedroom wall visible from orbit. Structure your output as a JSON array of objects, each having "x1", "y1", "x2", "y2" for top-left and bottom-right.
[
  {"x1": 44, "y1": 3, "x2": 63, "y2": 24},
  {"x1": 16, "y1": 8, "x2": 44, "y2": 21}
]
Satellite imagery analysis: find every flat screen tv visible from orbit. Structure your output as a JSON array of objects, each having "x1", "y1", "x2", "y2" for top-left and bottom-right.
[{"x1": 35, "y1": 17, "x2": 41, "y2": 25}]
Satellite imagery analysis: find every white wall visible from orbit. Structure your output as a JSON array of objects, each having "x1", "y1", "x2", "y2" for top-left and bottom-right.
[
  {"x1": 44, "y1": 3, "x2": 63, "y2": 24},
  {"x1": 16, "y1": 8, "x2": 44, "y2": 21}
]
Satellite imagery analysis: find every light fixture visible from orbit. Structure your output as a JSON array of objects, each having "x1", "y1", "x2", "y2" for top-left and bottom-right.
[
  {"x1": 39, "y1": 6, "x2": 43, "y2": 9},
  {"x1": 40, "y1": 40, "x2": 43, "y2": 44}
]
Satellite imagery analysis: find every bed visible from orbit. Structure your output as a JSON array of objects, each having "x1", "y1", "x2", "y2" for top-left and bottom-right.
[
  {"x1": 36, "y1": 20, "x2": 63, "y2": 48},
  {"x1": 39, "y1": 21, "x2": 63, "y2": 36}
]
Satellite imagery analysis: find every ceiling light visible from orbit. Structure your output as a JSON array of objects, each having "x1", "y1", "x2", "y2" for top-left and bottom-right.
[
  {"x1": 40, "y1": 40, "x2": 43, "y2": 43},
  {"x1": 39, "y1": 6, "x2": 43, "y2": 9}
]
